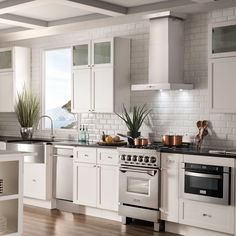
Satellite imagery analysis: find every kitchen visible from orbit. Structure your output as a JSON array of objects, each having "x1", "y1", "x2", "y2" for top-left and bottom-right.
[{"x1": 0, "y1": 0, "x2": 235, "y2": 236}]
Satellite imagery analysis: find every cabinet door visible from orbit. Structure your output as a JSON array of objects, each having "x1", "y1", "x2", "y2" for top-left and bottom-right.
[
  {"x1": 160, "y1": 153, "x2": 181, "y2": 223},
  {"x1": 0, "y1": 49, "x2": 12, "y2": 71},
  {"x1": 24, "y1": 163, "x2": 46, "y2": 200},
  {"x1": 73, "y1": 163, "x2": 97, "y2": 207},
  {"x1": 92, "y1": 39, "x2": 113, "y2": 67},
  {"x1": 0, "y1": 72, "x2": 13, "y2": 112},
  {"x1": 92, "y1": 67, "x2": 114, "y2": 113},
  {"x1": 209, "y1": 57, "x2": 236, "y2": 113},
  {"x1": 0, "y1": 142, "x2": 6, "y2": 150},
  {"x1": 73, "y1": 42, "x2": 90, "y2": 69},
  {"x1": 97, "y1": 165, "x2": 118, "y2": 211},
  {"x1": 179, "y1": 199, "x2": 234, "y2": 234},
  {"x1": 72, "y1": 69, "x2": 91, "y2": 113}
]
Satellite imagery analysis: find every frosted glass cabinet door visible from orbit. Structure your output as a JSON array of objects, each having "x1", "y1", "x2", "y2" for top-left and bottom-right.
[
  {"x1": 92, "y1": 39, "x2": 113, "y2": 67},
  {"x1": 212, "y1": 25, "x2": 236, "y2": 55},
  {"x1": 0, "y1": 50, "x2": 12, "y2": 70},
  {"x1": 73, "y1": 43, "x2": 90, "y2": 68}
]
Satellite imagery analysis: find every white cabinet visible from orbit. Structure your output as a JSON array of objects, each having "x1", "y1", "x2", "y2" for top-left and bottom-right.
[
  {"x1": 72, "y1": 38, "x2": 130, "y2": 113},
  {"x1": 160, "y1": 153, "x2": 181, "y2": 223},
  {"x1": 0, "y1": 47, "x2": 30, "y2": 112},
  {"x1": 209, "y1": 57, "x2": 236, "y2": 113},
  {"x1": 179, "y1": 199, "x2": 234, "y2": 234},
  {"x1": 0, "y1": 142, "x2": 6, "y2": 150},
  {"x1": 73, "y1": 147, "x2": 119, "y2": 211},
  {"x1": 74, "y1": 162, "x2": 97, "y2": 207},
  {"x1": 24, "y1": 163, "x2": 46, "y2": 200}
]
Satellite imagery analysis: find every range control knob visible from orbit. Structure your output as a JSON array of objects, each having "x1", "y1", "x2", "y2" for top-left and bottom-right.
[
  {"x1": 132, "y1": 155, "x2": 137, "y2": 162},
  {"x1": 150, "y1": 156, "x2": 156, "y2": 163},
  {"x1": 121, "y1": 155, "x2": 126, "y2": 161},
  {"x1": 144, "y1": 156, "x2": 149, "y2": 163},
  {"x1": 126, "y1": 155, "x2": 132, "y2": 161},
  {"x1": 138, "y1": 156, "x2": 143, "y2": 162}
]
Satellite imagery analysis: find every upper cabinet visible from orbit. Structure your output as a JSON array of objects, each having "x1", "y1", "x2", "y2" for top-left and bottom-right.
[
  {"x1": 210, "y1": 21, "x2": 236, "y2": 58},
  {"x1": 209, "y1": 21, "x2": 236, "y2": 113},
  {"x1": 0, "y1": 47, "x2": 30, "y2": 112},
  {"x1": 72, "y1": 38, "x2": 130, "y2": 113}
]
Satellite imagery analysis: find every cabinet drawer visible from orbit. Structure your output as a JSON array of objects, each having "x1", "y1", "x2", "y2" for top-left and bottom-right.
[
  {"x1": 97, "y1": 148, "x2": 118, "y2": 165},
  {"x1": 179, "y1": 200, "x2": 234, "y2": 234},
  {"x1": 74, "y1": 147, "x2": 96, "y2": 163},
  {"x1": 24, "y1": 163, "x2": 46, "y2": 200}
]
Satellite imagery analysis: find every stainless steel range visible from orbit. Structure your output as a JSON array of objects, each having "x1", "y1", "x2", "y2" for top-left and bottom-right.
[{"x1": 118, "y1": 147, "x2": 161, "y2": 231}]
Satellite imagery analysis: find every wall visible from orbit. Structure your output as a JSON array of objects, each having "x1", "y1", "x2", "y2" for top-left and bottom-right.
[{"x1": 0, "y1": 7, "x2": 236, "y2": 148}]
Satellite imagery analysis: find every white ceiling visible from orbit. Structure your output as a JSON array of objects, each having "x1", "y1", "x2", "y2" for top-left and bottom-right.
[
  {"x1": 14, "y1": 3, "x2": 93, "y2": 21},
  {"x1": 0, "y1": 0, "x2": 234, "y2": 42},
  {"x1": 101, "y1": 0, "x2": 168, "y2": 7}
]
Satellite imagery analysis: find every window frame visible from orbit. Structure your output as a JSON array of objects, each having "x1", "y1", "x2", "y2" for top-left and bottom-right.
[{"x1": 41, "y1": 46, "x2": 78, "y2": 131}]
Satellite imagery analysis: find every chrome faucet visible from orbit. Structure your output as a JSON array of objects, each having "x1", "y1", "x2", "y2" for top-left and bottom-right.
[{"x1": 37, "y1": 115, "x2": 55, "y2": 141}]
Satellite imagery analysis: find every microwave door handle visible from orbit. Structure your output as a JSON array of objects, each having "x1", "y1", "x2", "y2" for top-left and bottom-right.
[
  {"x1": 185, "y1": 171, "x2": 222, "y2": 179},
  {"x1": 120, "y1": 168, "x2": 157, "y2": 176}
]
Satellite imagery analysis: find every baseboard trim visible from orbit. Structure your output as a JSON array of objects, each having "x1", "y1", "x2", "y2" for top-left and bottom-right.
[{"x1": 165, "y1": 222, "x2": 233, "y2": 236}]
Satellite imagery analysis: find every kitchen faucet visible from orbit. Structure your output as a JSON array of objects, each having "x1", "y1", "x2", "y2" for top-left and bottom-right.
[{"x1": 37, "y1": 115, "x2": 55, "y2": 141}]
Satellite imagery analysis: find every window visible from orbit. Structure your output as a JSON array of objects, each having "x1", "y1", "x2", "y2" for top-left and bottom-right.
[{"x1": 44, "y1": 48, "x2": 77, "y2": 129}]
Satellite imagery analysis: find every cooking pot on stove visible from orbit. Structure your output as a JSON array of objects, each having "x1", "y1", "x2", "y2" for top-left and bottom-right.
[{"x1": 162, "y1": 135, "x2": 183, "y2": 147}]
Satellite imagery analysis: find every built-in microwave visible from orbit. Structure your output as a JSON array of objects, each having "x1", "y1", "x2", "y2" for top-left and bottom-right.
[{"x1": 181, "y1": 162, "x2": 231, "y2": 205}]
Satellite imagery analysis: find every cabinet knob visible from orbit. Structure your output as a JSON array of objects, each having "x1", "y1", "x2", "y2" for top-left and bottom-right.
[
  {"x1": 107, "y1": 156, "x2": 112, "y2": 159},
  {"x1": 32, "y1": 179, "x2": 36, "y2": 182},
  {"x1": 84, "y1": 154, "x2": 88, "y2": 157},
  {"x1": 203, "y1": 213, "x2": 212, "y2": 217}
]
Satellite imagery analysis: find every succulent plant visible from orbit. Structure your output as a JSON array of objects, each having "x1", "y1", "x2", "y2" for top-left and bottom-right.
[
  {"x1": 14, "y1": 88, "x2": 40, "y2": 127},
  {"x1": 115, "y1": 104, "x2": 151, "y2": 138}
]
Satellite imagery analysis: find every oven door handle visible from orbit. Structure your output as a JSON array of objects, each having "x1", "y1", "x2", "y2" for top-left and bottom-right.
[
  {"x1": 185, "y1": 171, "x2": 223, "y2": 179},
  {"x1": 120, "y1": 167, "x2": 157, "y2": 176}
]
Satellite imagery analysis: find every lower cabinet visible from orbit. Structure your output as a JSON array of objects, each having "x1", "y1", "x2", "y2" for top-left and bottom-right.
[
  {"x1": 73, "y1": 147, "x2": 119, "y2": 211},
  {"x1": 160, "y1": 153, "x2": 182, "y2": 223},
  {"x1": 179, "y1": 199, "x2": 234, "y2": 234},
  {"x1": 74, "y1": 163, "x2": 97, "y2": 207},
  {"x1": 0, "y1": 141, "x2": 6, "y2": 150},
  {"x1": 24, "y1": 163, "x2": 47, "y2": 200},
  {"x1": 97, "y1": 165, "x2": 119, "y2": 211}
]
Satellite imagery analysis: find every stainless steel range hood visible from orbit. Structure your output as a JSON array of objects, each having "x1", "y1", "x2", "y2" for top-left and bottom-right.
[{"x1": 131, "y1": 11, "x2": 193, "y2": 91}]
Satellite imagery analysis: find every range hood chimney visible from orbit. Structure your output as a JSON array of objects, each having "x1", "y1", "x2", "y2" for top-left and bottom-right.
[{"x1": 131, "y1": 11, "x2": 193, "y2": 91}]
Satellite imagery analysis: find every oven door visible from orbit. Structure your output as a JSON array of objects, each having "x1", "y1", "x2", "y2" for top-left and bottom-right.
[
  {"x1": 181, "y1": 165, "x2": 230, "y2": 205},
  {"x1": 119, "y1": 166, "x2": 159, "y2": 209}
]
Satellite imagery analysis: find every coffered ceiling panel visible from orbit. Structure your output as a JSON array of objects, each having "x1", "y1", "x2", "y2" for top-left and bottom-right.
[
  {"x1": 12, "y1": 3, "x2": 93, "y2": 21},
  {"x1": 101, "y1": 0, "x2": 169, "y2": 7}
]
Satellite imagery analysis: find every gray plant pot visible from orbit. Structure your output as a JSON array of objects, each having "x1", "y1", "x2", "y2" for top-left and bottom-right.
[{"x1": 20, "y1": 127, "x2": 33, "y2": 140}]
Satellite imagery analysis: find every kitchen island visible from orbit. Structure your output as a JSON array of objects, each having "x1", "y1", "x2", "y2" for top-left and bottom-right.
[{"x1": 0, "y1": 151, "x2": 25, "y2": 236}]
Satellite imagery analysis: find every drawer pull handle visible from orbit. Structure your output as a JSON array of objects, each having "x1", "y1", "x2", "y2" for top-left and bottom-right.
[
  {"x1": 203, "y1": 213, "x2": 212, "y2": 217},
  {"x1": 84, "y1": 154, "x2": 88, "y2": 157},
  {"x1": 107, "y1": 156, "x2": 112, "y2": 159},
  {"x1": 32, "y1": 179, "x2": 37, "y2": 182}
]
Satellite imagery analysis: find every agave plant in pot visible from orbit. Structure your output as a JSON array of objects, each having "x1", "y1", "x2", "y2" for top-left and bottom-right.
[
  {"x1": 14, "y1": 88, "x2": 40, "y2": 140},
  {"x1": 115, "y1": 104, "x2": 151, "y2": 145}
]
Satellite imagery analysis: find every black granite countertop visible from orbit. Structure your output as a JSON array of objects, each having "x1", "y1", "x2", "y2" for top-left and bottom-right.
[{"x1": 1, "y1": 136, "x2": 236, "y2": 158}]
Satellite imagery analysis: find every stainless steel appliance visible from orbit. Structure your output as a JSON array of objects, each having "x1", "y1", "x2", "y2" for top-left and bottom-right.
[
  {"x1": 6, "y1": 140, "x2": 52, "y2": 163},
  {"x1": 54, "y1": 145, "x2": 73, "y2": 202},
  {"x1": 181, "y1": 162, "x2": 231, "y2": 205},
  {"x1": 118, "y1": 147, "x2": 161, "y2": 231}
]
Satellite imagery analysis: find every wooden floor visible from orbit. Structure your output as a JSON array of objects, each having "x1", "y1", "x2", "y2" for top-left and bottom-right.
[{"x1": 23, "y1": 206, "x2": 179, "y2": 236}]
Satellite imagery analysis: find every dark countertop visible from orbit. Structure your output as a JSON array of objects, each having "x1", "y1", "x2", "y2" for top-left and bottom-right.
[{"x1": 1, "y1": 136, "x2": 236, "y2": 158}]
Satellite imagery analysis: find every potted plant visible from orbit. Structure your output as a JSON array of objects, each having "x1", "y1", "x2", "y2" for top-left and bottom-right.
[
  {"x1": 14, "y1": 88, "x2": 40, "y2": 140},
  {"x1": 115, "y1": 104, "x2": 151, "y2": 144}
]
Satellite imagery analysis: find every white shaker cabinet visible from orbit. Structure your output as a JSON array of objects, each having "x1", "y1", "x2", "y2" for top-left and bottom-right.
[
  {"x1": 160, "y1": 153, "x2": 182, "y2": 223},
  {"x1": 0, "y1": 47, "x2": 30, "y2": 112},
  {"x1": 209, "y1": 57, "x2": 236, "y2": 113},
  {"x1": 74, "y1": 162, "x2": 97, "y2": 207},
  {"x1": 72, "y1": 38, "x2": 130, "y2": 113},
  {"x1": 73, "y1": 147, "x2": 119, "y2": 211}
]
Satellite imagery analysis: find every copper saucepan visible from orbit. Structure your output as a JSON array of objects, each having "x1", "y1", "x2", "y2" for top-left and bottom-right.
[{"x1": 162, "y1": 135, "x2": 183, "y2": 146}]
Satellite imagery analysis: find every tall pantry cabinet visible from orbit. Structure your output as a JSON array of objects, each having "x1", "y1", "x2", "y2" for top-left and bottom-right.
[
  {"x1": 0, "y1": 47, "x2": 30, "y2": 112},
  {"x1": 72, "y1": 38, "x2": 130, "y2": 113}
]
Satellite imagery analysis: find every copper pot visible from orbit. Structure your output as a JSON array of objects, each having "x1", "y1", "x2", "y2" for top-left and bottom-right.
[
  {"x1": 162, "y1": 135, "x2": 183, "y2": 146},
  {"x1": 134, "y1": 137, "x2": 149, "y2": 146}
]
